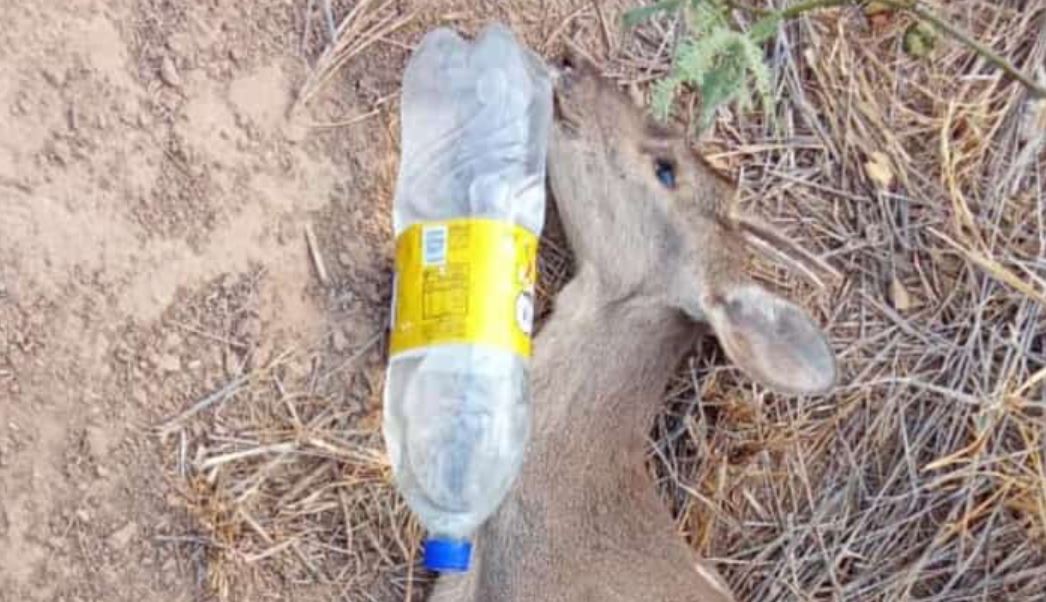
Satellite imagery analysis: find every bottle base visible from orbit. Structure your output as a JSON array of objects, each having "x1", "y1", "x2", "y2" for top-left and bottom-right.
[{"x1": 423, "y1": 537, "x2": 473, "y2": 572}]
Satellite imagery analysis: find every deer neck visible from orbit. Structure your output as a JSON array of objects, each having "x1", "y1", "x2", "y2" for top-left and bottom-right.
[
  {"x1": 455, "y1": 276, "x2": 714, "y2": 602},
  {"x1": 527, "y1": 273, "x2": 700, "y2": 471}
]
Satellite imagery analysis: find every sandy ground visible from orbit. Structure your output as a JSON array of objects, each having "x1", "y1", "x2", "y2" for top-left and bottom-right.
[
  {"x1": 7, "y1": 1, "x2": 1042, "y2": 601},
  {"x1": 0, "y1": 0, "x2": 399, "y2": 599},
  {"x1": 0, "y1": 1, "x2": 609, "y2": 598}
]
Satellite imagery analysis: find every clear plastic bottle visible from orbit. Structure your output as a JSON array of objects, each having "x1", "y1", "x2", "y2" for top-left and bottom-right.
[{"x1": 383, "y1": 24, "x2": 552, "y2": 573}]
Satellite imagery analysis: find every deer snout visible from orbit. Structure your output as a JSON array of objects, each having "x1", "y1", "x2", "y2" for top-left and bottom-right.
[
  {"x1": 547, "y1": 55, "x2": 570, "y2": 87},
  {"x1": 549, "y1": 47, "x2": 606, "y2": 103},
  {"x1": 549, "y1": 47, "x2": 587, "y2": 82}
]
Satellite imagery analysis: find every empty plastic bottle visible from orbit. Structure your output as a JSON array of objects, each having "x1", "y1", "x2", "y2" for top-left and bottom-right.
[{"x1": 382, "y1": 24, "x2": 552, "y2": 573}]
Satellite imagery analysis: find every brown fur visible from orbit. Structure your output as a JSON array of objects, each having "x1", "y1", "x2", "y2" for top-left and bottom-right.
[{"x1": 431, "y1": 56, "x2": 835, "y2": 602}]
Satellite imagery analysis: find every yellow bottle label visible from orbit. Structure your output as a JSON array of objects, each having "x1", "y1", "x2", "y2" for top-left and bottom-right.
[{"x1": 390, "y1": 218, "x2": 539, "y2": 359}]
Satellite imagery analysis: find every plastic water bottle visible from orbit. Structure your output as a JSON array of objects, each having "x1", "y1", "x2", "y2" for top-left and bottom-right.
[{"x1": 383, "y1": 24, "x2": 552, "y2": 573}]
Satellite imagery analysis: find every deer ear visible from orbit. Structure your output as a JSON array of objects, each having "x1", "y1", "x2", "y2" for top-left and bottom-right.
[{"x1": 703, "y1": 284, "x2": 836, "y2": 395}]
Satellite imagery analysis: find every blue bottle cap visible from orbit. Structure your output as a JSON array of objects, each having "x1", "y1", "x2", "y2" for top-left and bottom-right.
[{"x1": 424, "y1": 538, "x2": 472, "y2": 572}]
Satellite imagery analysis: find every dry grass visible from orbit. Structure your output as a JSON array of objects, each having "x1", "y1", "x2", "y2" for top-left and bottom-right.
[
  {"x1": 634, "y1": 2, "x2": 1046, "y2": 599},
  {"x1": 164, "y1": 1, "x2": 1045, "y2": 600}
]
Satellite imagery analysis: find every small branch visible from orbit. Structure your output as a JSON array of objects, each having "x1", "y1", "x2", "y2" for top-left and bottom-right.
[
  {"x1": 722, "y1": 1, "x2": 771, "y2": 16},
  {"x1": 727, "y1": 0, "x2": 1046, "y2": 98},
  {"x1": 874, "y1": 0, "x2": 1046, "y2": 98},
  {"x1": 321, "y1": 0, "x2": 337, "y2": 42},
  {"x1": 777, "y1": 0, "x2": 851, "y2": 21},
  {"x1": 304, "y1": 223, "x2": 331, "y2": 286},
  {"x1": 157, "y1": 373, "x2": 250, "y2": 434},
  {"x1": 723, "y1": 0, "x2": 850, "y2": 19},
  {"x1": 591, "y1": 0, "x2": 614, "y2": 56}
]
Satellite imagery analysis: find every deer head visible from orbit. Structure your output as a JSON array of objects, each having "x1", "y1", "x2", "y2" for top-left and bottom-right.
[{"x1": 549, "y1": 54, "x2": 836, "y2": 394}]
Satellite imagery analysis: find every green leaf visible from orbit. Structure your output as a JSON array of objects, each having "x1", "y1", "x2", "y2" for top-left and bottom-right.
[
  {"x1": 748, "y1": 13, "x2": 783, "y2": 44},
  {"x1": 903, "y1": 21, "x2": 937, "y2": 58},
  {"x1": 644, "y1": 0, "x2": 783, "y2": 133},
  {"x1": 652, "y1": 77, "x2": 681, "y2": 121},
  {"x1": 623, "y1": 0, "x2": 683, "y2": 28},
  {"x1": 697, "y1": 58, "x2": 745, "y2": 130},
  {"x1": 687, "y1": 0, "x2": 729, "y2": 37}
]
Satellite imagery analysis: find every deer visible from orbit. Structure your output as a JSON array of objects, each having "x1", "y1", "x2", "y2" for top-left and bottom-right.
[{"x1": 429, "y1": 54, "x2": 837, "y2": 602}]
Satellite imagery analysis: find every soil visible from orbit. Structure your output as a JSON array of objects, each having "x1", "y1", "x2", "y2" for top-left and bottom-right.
[
  {"x1": 0, "y1": 0, "x2": 403, "y2": 599},
  {"x1": 0, "y1": 0, "x2": 616, "y2": 598}
]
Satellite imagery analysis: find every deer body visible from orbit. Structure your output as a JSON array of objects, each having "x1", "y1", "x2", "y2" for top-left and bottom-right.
[
  {"x1": 432, "y1": 283, "x2": 732, "y2": 601},
  {"x1": 431, "y1": 56, "x2": 835, "y2": 602}
]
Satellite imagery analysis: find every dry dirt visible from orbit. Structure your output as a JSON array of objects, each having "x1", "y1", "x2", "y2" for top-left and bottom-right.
[
  {"x1": 0, "y1": 0, "x2": 401, "y2": 599},
  {"x1": 6, "y1": 1, "x2": 1043, "y2": 601},
  {"x1": 0, "y1": 1, "x2": 607, "y2": 600}
]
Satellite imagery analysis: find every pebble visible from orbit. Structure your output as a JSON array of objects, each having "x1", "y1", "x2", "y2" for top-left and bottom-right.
[
  {"x1": 41, "y1": 67, "x2": 64, "y2": 87},
  {"x1": 889, "y1": 277, "x2": 913, "y2": 312},
  {"x1": 164, "y1": 331, "x2": 182, "y2": 350},
  {"x1": 159, "y1": 56, "x2": 182, "y2": 88},
  {"x1": 51, "y1": 139, "x2": 70, "y2": 165},
  {"x1": 85, "y1": 426, "x2": 110, "y2": 459},
  {"x1": 131, "y1": 387, "x2": 148, "y2": 406},
  {"x1": 157, "y1": 353, "x2": 182, "y2": 373},
  {"x1": 114, "y1": 344, "x2": 133, "y2": 363},
  {"x1": 331, "y1": 329, "x2": 349, "y2": 353},
  {"x1": 108, "y1": 521, "x2": 138, "y2": 549}
]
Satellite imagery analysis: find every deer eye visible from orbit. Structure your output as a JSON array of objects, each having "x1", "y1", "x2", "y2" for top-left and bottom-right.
[{"x1": 654, "y1": 158, "x2": 676, "y2": 189}]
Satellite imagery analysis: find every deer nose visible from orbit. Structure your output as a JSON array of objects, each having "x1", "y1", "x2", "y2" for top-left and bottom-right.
[
  {"x1": 549, "y1": 56, "x2": 574, "y2": 90},
  {"x1": 550, "y1": 47, "x2": 593, "y2": 91}
]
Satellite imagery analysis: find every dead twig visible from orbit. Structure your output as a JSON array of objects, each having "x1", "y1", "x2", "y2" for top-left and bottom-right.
[{"x1": 304, "y1": 223, "x2": 330, "y2": 286}]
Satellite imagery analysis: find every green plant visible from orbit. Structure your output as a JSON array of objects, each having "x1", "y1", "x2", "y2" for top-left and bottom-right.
[
  {"x1": 625, "y1": 0, "x2": 1046, "y2": 133},
  {"x1": 628, "y1": 0, "x2": 779, "y2": 131}
]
